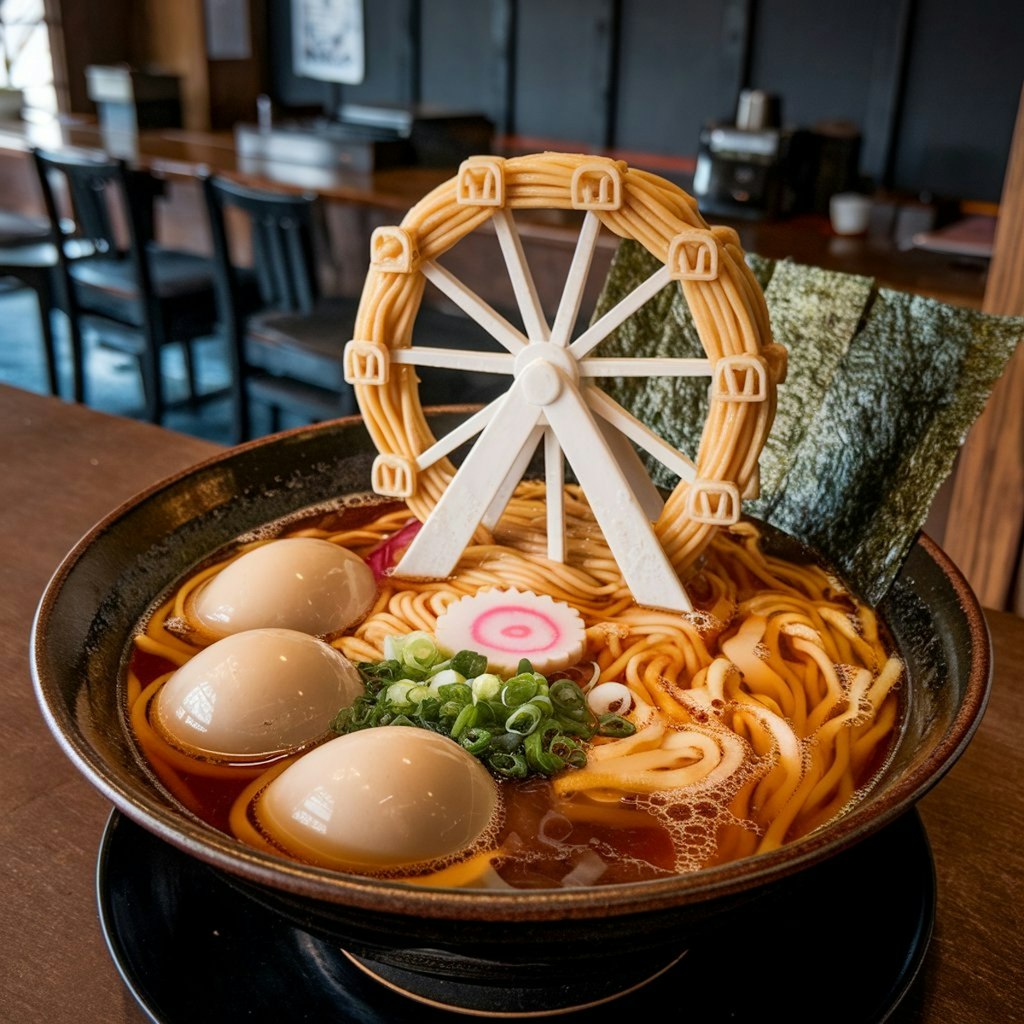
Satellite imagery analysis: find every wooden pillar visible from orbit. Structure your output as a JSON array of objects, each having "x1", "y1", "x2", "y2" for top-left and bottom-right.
[
  {"x1": 136, "y1": 0, "x2": 265, "y2": 131},
  {"x1": 138, "y1": 0, "x2": 210, "y2": 130},
  {"x1": 943, "y1": 85, "x2": 1024, "y2": 613}
]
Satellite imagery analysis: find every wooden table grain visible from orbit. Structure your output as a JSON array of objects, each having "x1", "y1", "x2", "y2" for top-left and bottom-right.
[{"x1": 1, "y1": 383, "x2": 1021, "y2": 1023}]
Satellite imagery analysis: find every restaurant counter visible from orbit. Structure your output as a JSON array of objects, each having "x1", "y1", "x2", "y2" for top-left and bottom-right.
[
  {"x1": 0, "y1": 119, "x2": 990, "y2": 312},
  {"x1": 1, "y1": 384, "x2": 1021, "y2": 1022}
]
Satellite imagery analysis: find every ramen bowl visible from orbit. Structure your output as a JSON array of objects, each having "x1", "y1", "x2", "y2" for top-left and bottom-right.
[{"x1": 31, "y1": 410, "x2": 990, "y2": 1014}]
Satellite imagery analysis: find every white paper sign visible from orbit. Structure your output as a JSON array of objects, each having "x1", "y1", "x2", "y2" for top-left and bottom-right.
[{"x1": 292, "y1": 0, "x2": 365, "y2": 85}]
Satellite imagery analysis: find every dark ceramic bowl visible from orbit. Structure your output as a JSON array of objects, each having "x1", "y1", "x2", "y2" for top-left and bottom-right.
[{"x1": 32, "y1": 411, "x2": 991, "y2": 1013}]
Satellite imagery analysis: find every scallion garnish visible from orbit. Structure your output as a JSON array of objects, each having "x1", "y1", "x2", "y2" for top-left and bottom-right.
[{"x1": 330, "y1": 634, "x2": 636, "y2": 780}]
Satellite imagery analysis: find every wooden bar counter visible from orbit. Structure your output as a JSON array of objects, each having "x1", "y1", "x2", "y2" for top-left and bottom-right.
[
  {"x1": 0, "y1": 118, "x2": 990, "y2": 314},
  {"x1": 1, "y1": 383, "x2": 1022, "y2": 1022}
]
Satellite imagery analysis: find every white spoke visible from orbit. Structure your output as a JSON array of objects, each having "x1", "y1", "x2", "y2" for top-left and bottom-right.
[
  {"x1": 396, "y1": 383, "x2": 544, "y2": 580},
  {"x1": 594, "y1": 413, "x2": 666, "y2": 520},
  {"x1": 422, "y1": 260, "x2": 529, "y2": 354},
  {"x1": 391, "y1": 347, "x2": 515, "y2": 375},
  {"x1": 585, "y1": 386, "x2": 697, "y2": 483},
  {"x1": 415, "y1": 398, "x2": 505, "y2": 472},
  {"x1": 541, "y1": 375, "x2": 692, "y2": 612},
  {"x1": 493, "y1": 209, "x2": 550, "y2": 342},
  {"x1": 580, "y1": 356, "x2": 711, "y2": 378},
  {"x1": 550, "y1": 211, "x2": 602, "y2": 348},
  {"x1": 481, "y1": 424, "x2": 544, "y2": 529},
  {"x1": 569, "y1": 264, "x2": 672, "y2": 361},
  {"x1": 544, "y1": 428, "x2": 565, "y2": 562}
]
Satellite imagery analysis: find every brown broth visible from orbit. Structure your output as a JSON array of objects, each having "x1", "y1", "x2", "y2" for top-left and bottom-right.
[{"x1": 125, "y1": 497, "x2": 902, "y2": 888}]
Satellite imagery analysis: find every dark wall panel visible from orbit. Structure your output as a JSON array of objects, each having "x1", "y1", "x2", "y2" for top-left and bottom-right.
[
  {"x1": 748, "y1": 0, "x2": 887, "y2": 127},
  {"x1": 268, "y1": 0, "x2": 319, "y2": 106},
  {"x1": 351, "y1": 0, "x2": 416, "y2": 106},
  {"x1": 747, "y1": 0, "x2": 894, "y2": 185},
  {"x1": 892, "y1": 0, "x2": 1024, "y2": 202},
  {"x1": 512, "y1": 0, "x2": 615, "y2": 144},
  {"x1": 266, "y1": 0, "x2": 1023, "y2": 204},
  {"x1": 613, "y1": 1, "x2": 730, "y2": 156},
  {"x1": 419, "y1": 1, "x2": 499, "y2": 120}
]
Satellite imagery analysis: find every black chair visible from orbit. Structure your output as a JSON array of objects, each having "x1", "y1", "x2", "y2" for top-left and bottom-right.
[
  {"x1": 32, "y1": 147, "x2": 221, "y2": 423},
  {"x1": 202, "y1": 174, "x2": 509, "y2": 443},
  {"x1": 0, "y1": 210, "x2": 60, "y2": 395},
  {"x1": 201, "y1": 174, "x2": 355, "y2": 441}
]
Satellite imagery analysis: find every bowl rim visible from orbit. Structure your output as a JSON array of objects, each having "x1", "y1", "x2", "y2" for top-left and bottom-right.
[{"x1": 30, "y1": 412, "x2": 993, "y2": 922}]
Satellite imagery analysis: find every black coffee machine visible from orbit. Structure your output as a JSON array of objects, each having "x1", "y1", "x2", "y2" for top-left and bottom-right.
[{"x1": 693, "y1": 91, "x2": 861, "y2": 219}]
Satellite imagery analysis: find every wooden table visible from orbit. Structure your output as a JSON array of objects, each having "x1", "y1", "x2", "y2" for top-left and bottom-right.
[{"x1": 1, "y1": 383, "x2": 1021, "y2": 1023}]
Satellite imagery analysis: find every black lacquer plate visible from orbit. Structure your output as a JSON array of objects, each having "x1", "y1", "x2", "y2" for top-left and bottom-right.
[{"x1": 97, "y1": 808, "x2": 935, "y2": 1023}]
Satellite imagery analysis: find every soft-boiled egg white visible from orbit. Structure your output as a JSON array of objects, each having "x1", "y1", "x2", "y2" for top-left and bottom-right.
[
  {"x1": 152, "y1": 628, "x2": 363, "y2": 761},
  {"x1": 189, "y1": 538, "x2": 376, "y2": 639},
  {"x1": 254, "y1": 728, "x2": 500, "y2": 871}
]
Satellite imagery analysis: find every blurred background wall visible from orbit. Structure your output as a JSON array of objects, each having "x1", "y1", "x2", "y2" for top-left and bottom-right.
[{"x1": 42, "y1": 0, "x2": 1024, "y2": 206}]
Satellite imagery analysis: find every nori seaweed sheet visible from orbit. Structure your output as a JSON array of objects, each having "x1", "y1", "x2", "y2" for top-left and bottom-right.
[
  {"x1": 591, "y1": 239, "x2": 1023, "y2": 602},
  {"x1": 746, "y1": 260, "x2": 874, "y2": 513},
  {"x1": 590, "y1": 241, "x2": 713, "y2": 481}
]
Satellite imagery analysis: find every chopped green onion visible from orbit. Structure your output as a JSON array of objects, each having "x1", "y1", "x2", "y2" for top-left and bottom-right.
[
  {"x1": 334, "y1": 635, "x2": 637, "y2": 781},
  {"x1": 489, "y1": 731, "x2": 522, "y2": 755},
  {"x1": 459, "y1": 727, "x2": 492, "y2": 755},
  {"x1": 402, "y1": 631, "x2": 442, "y2": 672},
  {"x1": 385, "y1": 680, "x2": 417, "y2": 705},
  {"x1": 524, "y1": 729, "x2": 565, "y2": 774},
  {"x1": 505, "y1": 702, "x2": 543, "y2": 736},
  {"x1": 550, "y1": 716, "x2": 594, "y2": 738},
  {"x1": 530, "y1": 694, "x2": 554, "y2": 715},
  {"x1": 598, "y1": 713, "x2": 636, "y2": 738},
  {"x1": 502, "y1": 676, "x2": 540, "y2": 706},
  {"x1": 488, "y1": 751, "x2": 528, "y2": 778},
  {"x1": 437, "y1": 682, "x2": 473, "y2": 704},
  {"x1": 439, "y1": 698, "x2": 466, "y2": 718},
  {"x1": 450, "y1": 703, "x2": 479, "y2": 739},
  {"x1": 451, "y1": 650, "x2": 489, "y2": 678},
  {"x1": 428, "y1": 668, "x2": 466, "y2": 692},
  {"x1": 471, "y1": 701, "x2": 500, "y2": 728},
  {"x1": 471, "y1": 673, "x2": 502, "y2": 703},
  {"x1": 550, "y1": 734, "x2": 588, "y2": 768},
  {"x1": 549, "y1": 678, "x2": 590, "y2": 719}
]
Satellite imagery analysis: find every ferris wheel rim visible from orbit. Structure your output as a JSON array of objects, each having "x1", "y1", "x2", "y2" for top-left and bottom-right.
[{"x1": 343, "y1": 152, "x2": 780, "y2": 605}]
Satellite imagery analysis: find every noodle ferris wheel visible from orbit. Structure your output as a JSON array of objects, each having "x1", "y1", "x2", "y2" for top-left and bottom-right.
[{"x1": 343, "y1": 153, "x2": 785, "y2": 613}]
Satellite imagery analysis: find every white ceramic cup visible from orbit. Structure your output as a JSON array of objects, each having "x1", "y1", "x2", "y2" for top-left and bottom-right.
[{"x1": 829, "y1": 192, "x2": 873, "y2": 236}]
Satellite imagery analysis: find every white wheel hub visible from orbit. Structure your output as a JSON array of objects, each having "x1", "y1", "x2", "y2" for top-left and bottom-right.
[{"x1": 519, "y1": 360, "x2": 566, "y2": 407}]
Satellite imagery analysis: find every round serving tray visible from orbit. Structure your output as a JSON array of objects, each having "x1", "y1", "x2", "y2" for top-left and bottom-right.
[{"x1": 97, "y1": 807, "x2": 935, "y2": 1021}]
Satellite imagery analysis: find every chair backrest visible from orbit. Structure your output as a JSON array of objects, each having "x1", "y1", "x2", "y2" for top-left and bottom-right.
[
  {"x1": 31, "y1": 147, "x2": 160, "y2": 312},
  {"x1": 201, "y1": 175, "x2": 325, "y2": 320}
]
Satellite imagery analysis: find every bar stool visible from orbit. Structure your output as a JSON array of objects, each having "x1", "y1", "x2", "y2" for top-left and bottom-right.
[
  {"x1": 32, "y1": 147, "x2": 220, "y2": 423},
  {"x1": 0, "y1": 210, "x2": 60, "y2": 395}
]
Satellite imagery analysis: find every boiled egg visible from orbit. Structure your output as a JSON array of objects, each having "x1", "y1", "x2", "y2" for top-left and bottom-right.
[
  {"x1": 254, "y1": 728, "x2": 500, "y2": 871},
  {"x1": 189, "y1": 538, "x2": 376, "y2": 639},
  {"x1": 152, "y1": 628, "x2": 363, "y2": 762}
]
